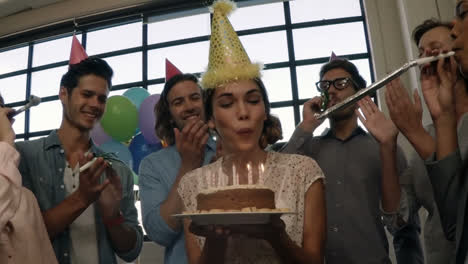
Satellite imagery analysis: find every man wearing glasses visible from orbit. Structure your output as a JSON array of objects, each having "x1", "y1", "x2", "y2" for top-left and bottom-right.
[{"x1": 282, "y1": 58, "x2": 407, "y2": 263}]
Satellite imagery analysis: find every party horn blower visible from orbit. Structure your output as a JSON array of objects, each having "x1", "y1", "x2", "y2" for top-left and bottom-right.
[
  {"x1": 7, "y1": 95, "x2": 41, "y2": 119},
  {"x1": 315, "y1": 51, "x2": 455, "y2": 120}
]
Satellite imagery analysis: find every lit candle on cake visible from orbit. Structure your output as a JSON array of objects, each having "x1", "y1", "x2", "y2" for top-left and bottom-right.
[
  {"x1": 218, "y1": 166, "x2": 224, "y2": 187},
  {"x1": 259, "y1": 163, "x2": 265, "y2": 185},
  {"x1": 247, "y1": 162, "x2": 252, "y2": 185},
  {"x1": 211, "y1": 170, "x2": 216, "y2": 188},
  {"x1": 232, "y1": 164, "x2": 237, "y2": 186},
  {"x1": 206, "y1": 171, "x2": 211, "y2": 189}
]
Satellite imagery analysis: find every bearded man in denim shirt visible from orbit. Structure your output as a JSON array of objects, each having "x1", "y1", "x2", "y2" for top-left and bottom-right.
[{"x1": 139, "y1": 65, "x2": 216, "y2": 264}]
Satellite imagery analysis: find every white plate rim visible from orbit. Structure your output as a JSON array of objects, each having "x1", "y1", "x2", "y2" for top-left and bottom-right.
[{"x1": 172, "y1": 211, "x2": 296, "y2": 218}]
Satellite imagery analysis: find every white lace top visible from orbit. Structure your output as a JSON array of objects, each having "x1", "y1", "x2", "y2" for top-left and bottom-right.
[{"x1": 178, "y1": 152, "x2": 325, "y2": 263}]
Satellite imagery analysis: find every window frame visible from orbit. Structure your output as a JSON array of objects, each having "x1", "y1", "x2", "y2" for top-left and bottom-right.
[{"x1": 0, "y1": 0, "x2": 374, "y2": 140}]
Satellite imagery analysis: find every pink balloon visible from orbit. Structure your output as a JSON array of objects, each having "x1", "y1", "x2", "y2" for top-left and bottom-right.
[
  {"x1": 90, "y1": 122, "x2": 112, "y2": 146},
  {"x1": 139, "y1": 94, "x2": 161, "y2": 145}
]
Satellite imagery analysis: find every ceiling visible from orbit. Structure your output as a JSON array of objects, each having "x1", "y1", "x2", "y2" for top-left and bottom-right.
[{"x1": 0, "y1": 0, "x2": 65, "y2": 18}]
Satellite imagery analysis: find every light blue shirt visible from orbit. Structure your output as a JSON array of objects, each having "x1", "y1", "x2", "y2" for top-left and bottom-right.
[{"x1": 139, "y1": 137, "x2": 216, "y2": 264}]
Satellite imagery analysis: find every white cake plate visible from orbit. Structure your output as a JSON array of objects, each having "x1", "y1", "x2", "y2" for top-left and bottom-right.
[{"x1": 173, "y1": 211, "x2": 296, "y2": 225}]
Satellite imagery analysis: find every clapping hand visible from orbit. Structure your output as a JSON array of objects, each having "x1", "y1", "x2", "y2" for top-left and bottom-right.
[
  {"x1": 357, "y1": 96, "x2": 398, "y2": 145},
  {"x1": 384, "y1": 78, "x2": 436, "y2": 159},
  {"x1": 384, "y1": 78, "x2": 424, "y2": 137},
  {"x1": 98, "y1": 167, "x2": 123, "y2": 221},
  {"x1": 420, "y1": 52, "x2": 458, "y2": 120},
  {"x1": 76, "y1": 153, "x2": 111, "y2": 206},
  {"x1": 175, "y1": 119, "x2": 209, "y2": 170}
]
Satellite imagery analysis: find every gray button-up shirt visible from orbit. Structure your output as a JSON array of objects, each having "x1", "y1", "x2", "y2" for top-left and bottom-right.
[
  {"x1": 15, "y1": 130, "x2": 143, "y2": 264},
  {"x1": 282, "y1": 126, "x2": 406, "y2": 264}
]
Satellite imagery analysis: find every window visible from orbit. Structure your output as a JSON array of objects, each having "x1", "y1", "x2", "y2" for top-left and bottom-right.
[
  {"x1": 29, "y1": 100, "x2": 62, "y2": 132},
  {"x1": 148, "y1": 83, "x2": 165, "y2": 95},
  {"x1": 147, "y1": 13, "x2": 210, "y2": 44},
  {"x1": 0, "y1": 74, "x2": 27, "y2": 103},
  {"x1": 289, "y1": 0, "x2": 362, "y2": 23},
  {"x1": 262, "y1": 68, "x2": 292, "y2": 102},
  {"x1": 229, "y1": 2, "x2": 285, "y2": 30},
  {"x1": 86, "y1": 23, "x2": 142, "y2": 55},
  {"x1": 104, "y1": 52, "x2": 143, "y2": 85},
  {"x1": 293, "y1": 22, "x2": 368, "y2": 61},
  {"x1": 33, "y1": 35, "x2": 78, "y2": 67},
  {"x1": 147, "y1": 41, "x2": 210, "y2": 79},
  {"x1": 270, "y1": 106, "x2": 295, "y2": 141},
  {"x1": 0, "y1": 1, "x2": 372, "y2": 141},
  {"x1": 0, "y1": 46, "x2": 28, "y2": 75},
  {"x1": 240, "y1": 31, "x2": 289, "y2": 64},
  {"x1": 31, "y1": 66, "x2": 67, "y2": 98},
  {"x1": 0, "y1": 0, "x2": 372, "y2": 232}
]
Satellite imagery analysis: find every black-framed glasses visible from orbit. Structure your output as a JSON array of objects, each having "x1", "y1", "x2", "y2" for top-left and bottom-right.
[
  {"x1": 315, "y1": 77, "x2": 356, "y2": 92},
  {"x1": 456, "y1": 1, "x2": 468, "y2": 19}
]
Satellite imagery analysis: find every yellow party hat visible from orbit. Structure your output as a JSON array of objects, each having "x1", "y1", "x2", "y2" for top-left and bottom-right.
[{"x1": 201, "y1": 0, "x2": 263, "y2": 89}]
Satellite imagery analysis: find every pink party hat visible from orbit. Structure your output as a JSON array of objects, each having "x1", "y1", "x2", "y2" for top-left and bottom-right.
[
  {"x1": 165, "y1": 59, "x2": 183, "y2": 81},
  {"x1": 69, "y1": 34, "x2": 88, "y2": 65},
  {"x1": 329, "y1": 51, "x2": 339, "y2": 62}
]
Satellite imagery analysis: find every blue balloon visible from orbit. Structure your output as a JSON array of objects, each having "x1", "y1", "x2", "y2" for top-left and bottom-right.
[
  {"x1": 123, "y1": 87, "x2": 150, "y2": 110},
  {"x1": 129, "y1": 133, "x2": 163, "y2": 173},
  {"x1": 100, "y1": 140, "x2": 134, "y2": 169}
]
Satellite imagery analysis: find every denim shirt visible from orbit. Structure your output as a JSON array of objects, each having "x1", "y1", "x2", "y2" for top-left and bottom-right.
[
  {"x1": 139, "y1": 137, "x2": 216, "y2": 264},
  {"x1": 15, "y1": 130, "x2": 143, "y2": 264}
]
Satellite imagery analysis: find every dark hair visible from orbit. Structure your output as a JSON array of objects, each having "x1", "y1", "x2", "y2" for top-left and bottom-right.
[
  {"x1": 412, "y1": 18, "x2": 453, "y2": 46},
  {"x1": 155, "y1": 73, "x2": 200, "y2": 145},
  {"x1": 204, "y1": 78, "x2": 282, "y2": 149},
  {"x1": 0, "y1": 94, "x2": 3, "y2": 106},
  {"x1": 60, "y1": 57, "x2": 113, "y2": 94},
  {"x1": 319, "y1": 59, "x2": 366, "y2": 91}
]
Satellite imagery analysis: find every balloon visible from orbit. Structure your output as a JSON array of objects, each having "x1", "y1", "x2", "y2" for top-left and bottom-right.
[
  {"x1": 101, "y1": 96, "x2": 138, "y2": 142},
  {"x1": 123, "y1": 87, "x2": 150, "y2": 110},
  {"x1": 99, "y1": 140, "x2": 134, "y2": 169},
  {"x1": 90, "y1": 122, "x2": 111, "y2": 146},
  {"x1": 129, "y1": 133, "x2": 163, "y2": 173},
  {"x1": 138, "y1": 94, "x2": 161, "y2": 145}
]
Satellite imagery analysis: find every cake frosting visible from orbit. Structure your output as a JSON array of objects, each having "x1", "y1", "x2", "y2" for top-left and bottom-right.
[
  {"x1": 198, "y1": 184, "x2": 271, "y2": 194},
  {"x1": 196, "y1": 184, "x2": 276, "y2": 212}
]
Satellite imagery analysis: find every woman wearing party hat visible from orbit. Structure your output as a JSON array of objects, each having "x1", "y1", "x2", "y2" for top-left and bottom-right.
[{"x1": 177, "y1": 1, "x2": 326, "y2": 263}]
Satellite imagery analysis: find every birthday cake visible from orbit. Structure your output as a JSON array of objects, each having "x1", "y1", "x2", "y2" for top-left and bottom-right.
[{"x1": 196, "y1": 185, "x2": 276, "y2": 212}]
